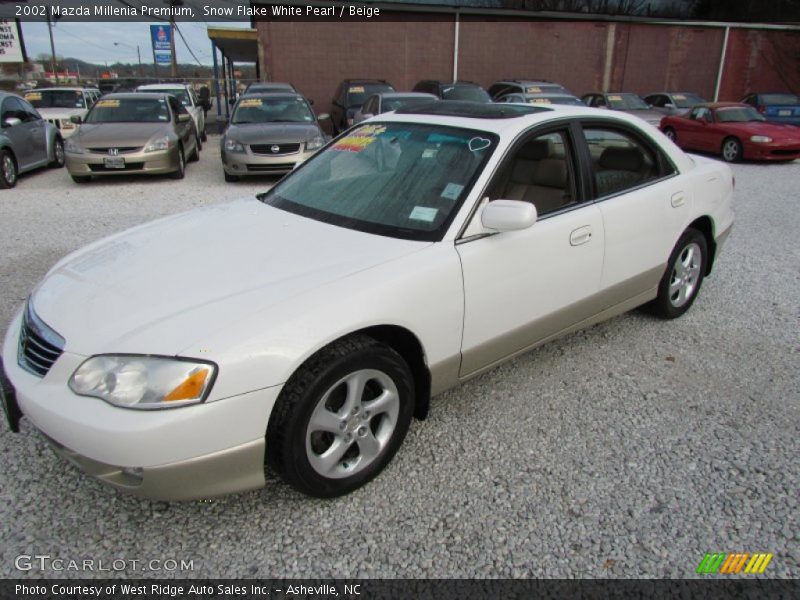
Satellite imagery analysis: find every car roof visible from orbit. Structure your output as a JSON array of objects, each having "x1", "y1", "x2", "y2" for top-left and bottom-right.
[
  {"x1": 343, "y1": 79, "x2": 391, "y2": 84},
  {"x1": 377, "y1": 92, "x2": 437, "y2": 98},
  {"x1": 237, "y1": 92, "x2": 305, "y2": 100},
  {"x1": 136, "y1": 83, "x2": 190, "y2": 90},
  {"x1": 701, "y1": 102, "x2": 748, "y2": 109},
  {"x1": 102, "y1": 92, "x2": 172, "y2": 100},
  {"x1": 29, "y1": 87, "x2": 90, "y2": 92},
  {"x1": 495, "y1": 79, "x2": 560, "y2": 85}
]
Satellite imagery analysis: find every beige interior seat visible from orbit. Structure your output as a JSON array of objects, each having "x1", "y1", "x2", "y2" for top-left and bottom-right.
[{"x1": 501, "y1": 139, "x2": 572, "y2": 214}]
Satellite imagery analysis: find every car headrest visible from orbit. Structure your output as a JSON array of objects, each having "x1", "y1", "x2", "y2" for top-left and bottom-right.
[
  {"x1": 599, "y1": 146, "x2": 644, "y2": 172},
  {"x1": 532, "y1": 158, "x2": 567, "y2": 188}
]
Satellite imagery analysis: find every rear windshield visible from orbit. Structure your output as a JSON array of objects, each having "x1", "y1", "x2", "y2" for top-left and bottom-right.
[
  {"x1": 260, "y1": 122, "x2": 498, "y2": 241},
  {"x1": 442, "y1": 85, "x2": 491, "y2": 103},
  {"x1": 716, "y1": 107, "x2": 766, "y2": 123},
  {"x1": 607, "y1": 94, "x2": 649, "y2": 110},
  {"x1": 760, "y1": 93, "x2": 799, "y2": 105},
  {"x1": 24, "y1": 90, "x2": 86, "y2": 109},
  {"x1": 346, "y1": 84, "x2": 394, "y2": 107},
  {"x1": 85, "y1": 98, "x2": 170, "y2": 123},
  {"x1": 141, "y1": 88, "x2": 190, "y2": 107},
  {"x1": 232, "y1": 96, "x2": 314, "y2": 124}
]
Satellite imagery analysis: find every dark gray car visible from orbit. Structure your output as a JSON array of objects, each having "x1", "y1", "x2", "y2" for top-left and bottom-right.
[
  {"x1": 0, "y1": 91, "x2": 65, "y2": 188},
  {"x1": 353, "y1": 92, "x2": 438, "y2": 124},
  {"x1": 582, "y1": 92, "x2": 664, "y2": 127}
]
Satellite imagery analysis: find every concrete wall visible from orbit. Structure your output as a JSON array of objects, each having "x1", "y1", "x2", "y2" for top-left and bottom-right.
[{"x1": 256, "y1": 14, "x2": 800, "y2": 114}]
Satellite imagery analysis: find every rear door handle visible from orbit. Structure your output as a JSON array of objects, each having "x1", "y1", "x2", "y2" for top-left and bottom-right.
[
  {"x1": 570, "y1": 226, "x2": 593, "y2": 246},
  {"x1": 671, "y1": 192, "x2": 686, "y2": 207}
]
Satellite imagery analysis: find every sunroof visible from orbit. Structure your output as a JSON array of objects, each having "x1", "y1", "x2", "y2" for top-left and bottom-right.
[{"x1": 396, "y1": 101, "x2": 549, "y2": 119}]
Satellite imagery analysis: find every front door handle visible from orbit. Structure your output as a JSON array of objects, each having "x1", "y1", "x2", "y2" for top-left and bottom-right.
[
  {"x1": 570, "y1": 225, "x2": 593, "y2": 246},
  {"x1": 671, "y1": 192, "x2": 686, "y2": 207}
]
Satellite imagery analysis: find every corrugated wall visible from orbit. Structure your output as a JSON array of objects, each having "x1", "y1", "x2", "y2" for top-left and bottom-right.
[{"x1": 256, "y1": 15, "x2": 799, "y2": 113}]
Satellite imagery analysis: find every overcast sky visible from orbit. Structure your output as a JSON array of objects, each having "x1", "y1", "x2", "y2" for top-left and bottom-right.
[{"x1": 20, "y1": 21, "x2": 251, "y2": 66}]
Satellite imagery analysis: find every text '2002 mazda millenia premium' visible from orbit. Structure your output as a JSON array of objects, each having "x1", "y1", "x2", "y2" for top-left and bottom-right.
[{"x1": 0, "y1": 102, "x2": 734, "y2": 500}]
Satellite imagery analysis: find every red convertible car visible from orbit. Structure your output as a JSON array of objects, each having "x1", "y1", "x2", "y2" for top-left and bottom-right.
[{"x1": 660, "y1": 102, "x2": 800, "y2": 162}]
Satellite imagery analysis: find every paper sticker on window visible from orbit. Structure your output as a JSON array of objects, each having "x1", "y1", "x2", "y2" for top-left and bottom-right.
[
  {"x1": 239, "y1": 98, "x2": 262, "y2": 107},
  {"x1": 409, "y1": 206, "x2": 438, "y2": 222},
  {"x1": 674, "y1": 94, "x2": 686, "y2": 100},
  {"x1": 440, "y1": 182, "x2": 464, "y2": 201},
  {"x1": 24, "y1": 93, "x2": 41, "y2": 101},
  {"x1": 349, "y1": 86, "x2": 365, "y2": 94},
  {"x1": 529, "y1": 98, "x2": 551, "y2": 104},
  {"x1": 96, "y1": 99, "x2": 120, "y2": 108},
  {"x1": 608, "y1": 95, "x2": 622, "y2": 101},
  {"x1": 332, "y1": 124, "x2": 386, "y2": 153},
  {"x1": 422, "y1": 148, "x2": 438, "y2": 159},
  {"x1": 526, "y1": 86, "x2": 542, "y2": 93}
]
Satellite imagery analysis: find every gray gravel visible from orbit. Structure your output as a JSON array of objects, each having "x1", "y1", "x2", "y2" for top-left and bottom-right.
[{"x1": 0, "y1": 144, "x2": 798, "y2": 579}]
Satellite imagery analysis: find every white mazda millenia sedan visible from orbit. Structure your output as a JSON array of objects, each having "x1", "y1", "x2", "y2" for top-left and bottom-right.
[{"x1": 0, "y1": 102, "x2": 734, "y2": 500}]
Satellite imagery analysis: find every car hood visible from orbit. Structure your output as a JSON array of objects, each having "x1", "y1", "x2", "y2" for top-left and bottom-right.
[
  {"x1": 31, "y1": 198, "x2": 428, "y2": 355},
  {"x1": 225, "y1": 123, "x2": 321, "y2": 145},
  {"x1": 72, "y1": 122, "x2": 171, "y2": 147},
  {"x1": 37, "y1": 107, "x2": 85, "y2": 119},
  {"x1": 720, "y1": 121, "x2": 800, "y2": 141}
]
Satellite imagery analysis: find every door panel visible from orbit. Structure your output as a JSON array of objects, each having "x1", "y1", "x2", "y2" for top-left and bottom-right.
[{"x1": 457, "y1": 205, "x2": 604, "y2": 376}]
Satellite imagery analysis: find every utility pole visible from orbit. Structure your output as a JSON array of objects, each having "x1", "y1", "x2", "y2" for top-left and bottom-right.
[
  {"x1": 46, "y1": 13, "x2": 58, "y2": 84},
  {"x1": 166, "y1": 0, "x2": 183, "y2": 79}
]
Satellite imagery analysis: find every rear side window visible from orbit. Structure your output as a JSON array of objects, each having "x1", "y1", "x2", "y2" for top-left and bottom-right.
[{"x1": 582, "y1": 127, "x2": 669, "y2": 198}]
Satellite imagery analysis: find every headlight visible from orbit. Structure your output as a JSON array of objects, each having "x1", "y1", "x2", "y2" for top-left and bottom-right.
[
  {"x1": 305, "y1": 136, "x2": 324, "y2": 151},
  {"x1": 64, "y1": 138, "x2": 84, "y2": 154},
  {"x1": 750, "y1": 135, "x2": 772, "y2": 143},
  {"x1": 224, "y1": 138, "x2": 245, "y2": 153},
  {"x1": 69, "y1": 355, "x2": 217, "y2": 410},
  {"x1": 62, "y1": 122, "x2": 75, "y2": 130},
  {"x1": 144, "y1": 135, "x2": 171, "y2": 153}
]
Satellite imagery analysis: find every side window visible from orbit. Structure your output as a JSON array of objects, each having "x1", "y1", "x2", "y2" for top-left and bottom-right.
[
  {"x1": 1, "y1": 98, "x2": 15, "y2": 122},
  {"x1": 593, "y1": 96, "x2": 607, "y2": 107},
  {"x1": 18, "y1": 98, "x2": 40, "y2": 121},
  {"x1": 487, "y1": 129, "x2": 578, "y2": 216},
  {"x1": 583, "y1": 127, "x2": 664, "y2": 198},
  {"x1": 168, "y1": 96, "x2": 185, "y2": 120},
  {"x1": 690, "y1": 107, "x2": 711, "y2": 121},
  {"x1": 5, "y1": 97, "x2": 32, "y2": 122},
  {"x1": 648, "y1": 95, "x2": 665, "y2": 107},
  {"x1": 363, "y1": 96, "x2": 376, "y2": 114}
]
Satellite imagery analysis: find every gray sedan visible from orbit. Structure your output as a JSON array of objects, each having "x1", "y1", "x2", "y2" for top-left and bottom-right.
[
  {"x1": 221, "y1": 93, "x2": 328, "y2": 181},
  {"x1": 644, "y1": 92, "x2": 707, "y2": 116},
  {"x1": 582, "y1": 92, "x2": 664, "y2": 126},
  {"x1": 0, "y1": 91, "x2": 65, "y2": 188}
]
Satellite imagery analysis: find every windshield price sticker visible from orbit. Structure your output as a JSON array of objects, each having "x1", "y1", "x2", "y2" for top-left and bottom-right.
[
  {"x1": 440, "y1": 182, "x2": 464, "y2": 200},
  {"x1": 409, "y1": 206, "x2": 438, "y2": 222},
  {"x1": 96, "y1": 99, "x2": 120, "y2": 108},
  {"x1": 674, "y1": 94, "x2": 687, "y2": 100},
  {"x1": 332, "y1": 124, "x2": 386, "y2": 153},
  {"x1": 526, "y1": 86, "x2": 542, "y2": 93},
  {"x1": 608, "y1": 95, "x2": 622, "y2": 101},
  {"x1": 239, "y1": 98, "x2": 263, "y2": 107},
  {"x1": 529, "y1": 98, "x2": 551, "y2": 104},
  {"x1": 24, "y1": 92, "x2": 41, "y2": 100},
  {"x1": 349, "y1": 86, "x2": 365, "y2": 94}
]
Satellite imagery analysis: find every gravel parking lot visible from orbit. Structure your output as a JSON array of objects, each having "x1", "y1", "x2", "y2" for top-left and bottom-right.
[{"x1": 0, "y1": 140, "x2": 797, "y2": 579}]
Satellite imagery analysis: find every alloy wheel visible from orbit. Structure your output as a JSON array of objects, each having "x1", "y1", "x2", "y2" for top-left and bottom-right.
[{"x1": 668, "y1": 242, "x2": 702, "y2": 308}]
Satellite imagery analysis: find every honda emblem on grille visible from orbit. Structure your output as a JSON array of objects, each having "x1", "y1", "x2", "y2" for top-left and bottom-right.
[
  {"x1": 108, "y1": 148, "x2": 119, "y2": 156},
  {"x1": 271, "y1": 145, "x2": 280, "y2": 153}
]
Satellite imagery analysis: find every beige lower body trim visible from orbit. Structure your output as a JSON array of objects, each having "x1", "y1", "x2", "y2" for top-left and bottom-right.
[
  {"x1": 458, "y1": 265, "x2": 664, "y2": 380},
  {"x1": 41, "y1": 432, "x2": 266, "y2": 501}
]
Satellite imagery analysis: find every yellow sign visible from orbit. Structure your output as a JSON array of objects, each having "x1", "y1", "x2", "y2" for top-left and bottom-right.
[
  {"x1": 608, "y1": 95, "x2": 622, "y2": 101},
  {"x1": 529, "y1": 98, "x2": 551, "y2": 104},
  {"x1": 526, "y1": 86, "x2": 542, "y2": 93},
  {"x1": 24, "y1": 92, "x2": 42, "y2": 101},
  {"x1": 96, "y1": 99, "x2": 120, "y2": 108},
  {"x1": 349, "y1": 86, "x2": 365, "y2": 94},
  {"x1": 239, "y1": 98, "x2": 262, "y2": 107}
]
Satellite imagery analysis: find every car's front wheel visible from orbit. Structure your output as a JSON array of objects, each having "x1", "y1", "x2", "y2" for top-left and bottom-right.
[
  {"x1": 663, "y1": 127, "x2": 677, "y2": 142},
  {"x1": 0, "y1": 150, "x2": 17, "y2": 188},
  {"x1": 721, "y1": 137, "x2": 742, "y2": 163},
  {"x1": 649, "y1": 228, "x2": 707, "y2": 319},
  {"x1": 266, "y1": 335, "x2": 414, "y2": 497},
  {"x1": 170, "y1": 146, "x2": 186, "y2": 179},
  {"x1": 49, "y1": 137, "x2": 65, "y2": 168}
]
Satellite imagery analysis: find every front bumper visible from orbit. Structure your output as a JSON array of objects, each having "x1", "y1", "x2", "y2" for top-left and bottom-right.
[
  {"x1": 222, "y1": 146, "x2": 315, "y2": 176},
  {"x1": 66, "y1": 146, "x2": 180, "y2": 177},
  {"x1": 743, "y1": 141, "x2": 800, "y2": 161},
  {"x1": 2, "y1": 309, "x2": 281, "y2": 500}
]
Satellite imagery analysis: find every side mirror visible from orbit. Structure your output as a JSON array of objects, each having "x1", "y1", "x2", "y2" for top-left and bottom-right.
[
  {"x1": 178, "y1": 113, "x2": 191, "y2": 122},
  {"x1": 317, "y1": 113, "x2": 330, "y2": 121},
  {"x1": 70, "y1": 115, "x2": 82, "y2": 124},
  {"x1": 481, "y1": 200, "x2": 537, "y2": 232},
  {"x1": 3, "y1": 117, "x2": 21, "y2": 128}
]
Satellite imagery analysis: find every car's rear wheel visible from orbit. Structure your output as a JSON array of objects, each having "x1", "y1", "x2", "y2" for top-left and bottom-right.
[
  {"x1": 266, "y1": 335, "x2": 414, "y2": 497},
  {"x1": 0, "y1": 150, "x2": 17, "y2": 188},
  {"x1": 71, "y1": 175, "x2": 91, "y2": 184},
  {"x1": 49, "y1": 138, "x2": 65, "y2": 168},
  {"x1": 649, "y1": 228, "x2": 707, "y2": 319},
  {"x1": 189, "y1": 137, "x2": 200, "y2": 162},
  {"x1": 200, "y1": 127, "x2": 207, "y2": 142},
  {"x1": 663, "y1": 127, "x2": 677, "y2": 142},
  {"x1": 721, "y1": 137, "x2": 742, "y2": 163},
  {"x1": 170, "y1": 146, "x2": 186, "y2": 179}
]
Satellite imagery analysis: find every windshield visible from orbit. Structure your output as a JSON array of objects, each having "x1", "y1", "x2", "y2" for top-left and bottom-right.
[
  {"x1": 382, "y1": 96, "x2": 435, "y2": 112},
  {"x1": 247, "y1": 84, "x2": 293, "y2": 94},
  {"x1": 716, "y1": 107, "x2": 766, "y2": 123},
  {"x1": 525, "y1": 95, "x2": 583, "y2": 106},
  {"x1": 232, "y1": 96, "x2": 314, "y2": 124},
  {"x1": 143, "y1": 88, "x2": 190, "y2": 106},
  {"x1": 85, "y1": 97, "x2": 171, "y2": 123},
  {"x1": 607, "y1": 94, "x2": 649, "y2": 110},
  {"x1": 260, "y1": 122, "x2": 497, "y2": 241},
  {"x1": 671, "y1": 93, "x2": 706, "y2": 108},
  {"x1": 24, "y1": 90, "x2": 86, "y2": 109},
  {"x1": 442, "y1": 85, "x2": 491, "y2": 103},
  {"x1": 346, "y1": 84, "x2": 394, "y2": 107},
  {"x1": 759, "y1": 93, "x2": 799, "y2": 105}
]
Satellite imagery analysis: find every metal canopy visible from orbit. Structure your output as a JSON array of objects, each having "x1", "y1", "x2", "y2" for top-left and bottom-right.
[{"x1": 207, "y1": 27, "x2": 258, "y2": 63}]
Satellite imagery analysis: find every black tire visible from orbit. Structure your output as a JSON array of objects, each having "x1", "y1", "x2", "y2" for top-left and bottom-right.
[
  {"x1": 721, "y1": 137, "x2": 743, "y2": 163},
  {"x1": 224, "y1": 171, "x2": 239, "y2": 182},
  {"x1": 266, "y1": 335, "x2": 415, "y2": 498},
  {"x1": 49, "y1": 137, "x2": 65, "y2": 168},
  {"x1": 648, "y1": 228, "x2": 708, "y2": 319},
  {"x1": 663, "y1": 127, "x2": 677, "y2": 143},
  {"x1": 0, "y1": 149, "x2": 17, "y2": 189},
  {"x1": 170, "y1": 146, "x2": 185, "y2": 179},
  {"x1": 200, "y1": 128, "x2": 207, "y2": 142},
  {"x1": 71, "y1": 175, "x2": 91, "y2": 184}
]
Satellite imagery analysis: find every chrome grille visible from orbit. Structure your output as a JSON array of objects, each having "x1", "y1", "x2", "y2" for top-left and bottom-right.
[
  {"x1": 250, "y1": 143, "x2": 301, "y2": 155},
  {"x1": 17, "y1": 301, "x2": 65, "y2": 378},
  {"x1": 87, "y1": 147, "x2": 141, "y2": 154}
]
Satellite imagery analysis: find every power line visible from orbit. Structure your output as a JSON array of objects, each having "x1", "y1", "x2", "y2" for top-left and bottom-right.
[{"x1": 173, "y1": 22, "x2": 203, "y2": 66}]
